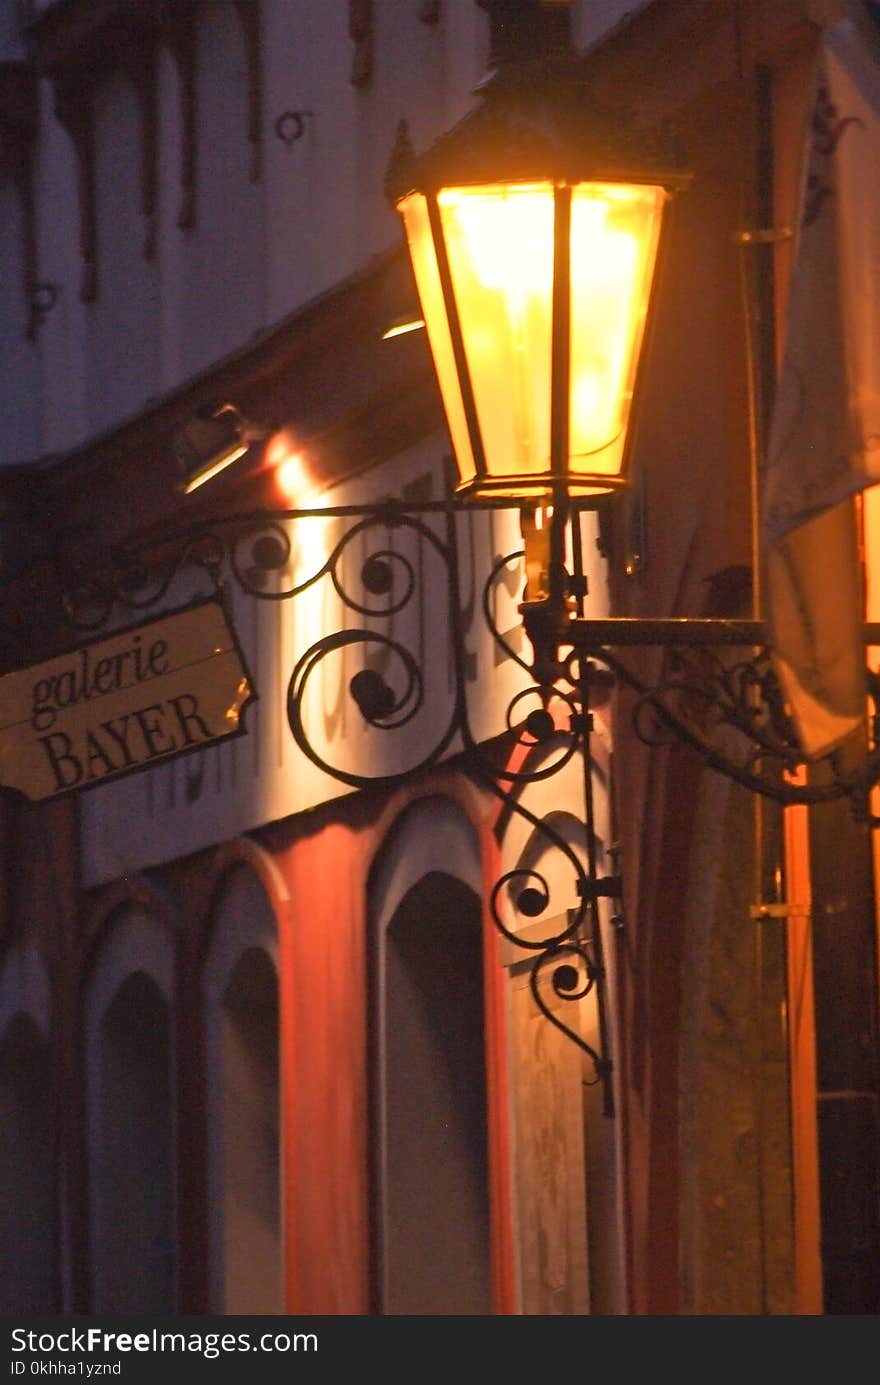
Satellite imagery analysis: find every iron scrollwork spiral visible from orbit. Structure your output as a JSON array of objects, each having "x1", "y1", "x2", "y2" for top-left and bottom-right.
[
  {"x1": 579, "y1": 639, "x2": 880, "y2": 822},
  {"x1": 488, "y1": 837, "x2": 617, "y2": 1114},
  {"x1": 62, "y1": 533, "x2": 229, "y2": 630},
  {"x1": 277, "y1": 504, "x2": 468, "y2": 788}
]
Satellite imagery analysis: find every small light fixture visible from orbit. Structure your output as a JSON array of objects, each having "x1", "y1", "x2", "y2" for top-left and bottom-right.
[
  {"x1": 174, "y1": 403, "x2": 256, "y2": 495},
  {"x1": 381, "y1": 313, "x2": 426, "y2": 340}
]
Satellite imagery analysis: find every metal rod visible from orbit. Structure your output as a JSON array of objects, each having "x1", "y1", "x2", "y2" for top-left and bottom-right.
[
  {"x1": 551, "y1": 184, "x2": 572, "y2": 490},
  {"x1": 565, "y1": 617, "x2": 880, "y2": 647},
  {"x1": 425, "y1": 193, "x2": 489, "y2": 482},
  {"x1": 576, "y1": 662, "x2": 615, "y2": 1118}
]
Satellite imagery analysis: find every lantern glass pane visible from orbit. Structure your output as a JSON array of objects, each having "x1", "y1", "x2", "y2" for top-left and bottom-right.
[
  {"x1": 438, "y1": 183, "x2": 554, "y2": 484},
  {"x1": 398, "y1": 192, "x2": 477, "y2": 488},
  {"x1": 568, "y1": 183, "x2": 666, "y2": 487}
]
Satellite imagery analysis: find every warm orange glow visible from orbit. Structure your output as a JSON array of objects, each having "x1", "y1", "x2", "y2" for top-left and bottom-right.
[
  {"x1": 398, "y1": 191, "x2": 477, "y2": 489},
  {"x1": 399, "y1": 178, "x2": 667, "y2": 499},
  {"x1": 438, "y1": 183, "x2": 554, "y2": 484},
  {"x1": 443, "y1": 184, "x2": 555, "y2": 295},
  {"x1": 269, "y1": 439, "x2": 317, "y2": 506},
  {"x1": 267, "y1": 441, "x2": 334, "y2": 583},
  {"x1": 521, "y1": 503, "x2": 554, "y2": 602},
  {"x1": 862, "y1": 487, "x2": 880, "y2": 1008},
  {"x1": 568, "y1": 184, "x2": 664, "y2": 477}
]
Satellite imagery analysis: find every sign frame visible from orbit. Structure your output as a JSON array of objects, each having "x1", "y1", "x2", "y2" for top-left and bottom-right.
[{"x1": 0, "y1": 596, "x2": 258, "y2": 804}]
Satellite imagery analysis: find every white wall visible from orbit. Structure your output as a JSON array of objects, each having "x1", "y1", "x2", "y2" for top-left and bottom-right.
[
  {"x1": 87, "y1": 72, "x2": 160, "y2": 434},
  {"x1": 1, "y1": 0, "x2": 491, "y2": 463},
  {"x1": 0, "y1": 0, "x2": 648, "y2": 465},
  {"x1": 180, "y1": 1, "x2": 265, "y2": 376}
]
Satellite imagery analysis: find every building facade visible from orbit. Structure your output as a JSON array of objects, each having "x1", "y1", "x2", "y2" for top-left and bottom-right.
[{"x1": 0, "y1": 0, "x2": 878, "y2": 1316}]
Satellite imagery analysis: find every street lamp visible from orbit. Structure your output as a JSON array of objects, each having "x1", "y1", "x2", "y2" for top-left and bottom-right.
[
  {"x1": 385, "y1": 1, "x2": 688, "y2": 634},
  {"x1": 388, "y1": 109, "x2": 682, "y2": 509}
]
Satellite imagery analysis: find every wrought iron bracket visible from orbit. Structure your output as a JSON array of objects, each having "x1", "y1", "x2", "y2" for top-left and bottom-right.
[
  {"x1": 50, "y1": 486, "x2": 880, "y2": 1118},
  {"x1": 578, "y1": 874, "x2": 622, "y2": 901}
]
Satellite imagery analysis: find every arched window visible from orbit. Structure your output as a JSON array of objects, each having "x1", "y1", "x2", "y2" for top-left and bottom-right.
[
  {"x1": 368, "y1": 797, "x2": 491, "y2": 1314},
  {"x1": 0, "y1": 1012, "x2": 56, "y2": 1312},
  {"x1": 85, "y1": 909, "x2": 176, "y2": 1313},
  {"x1": 204, "y1": 865, "x2": 281, "y2": 1313}
]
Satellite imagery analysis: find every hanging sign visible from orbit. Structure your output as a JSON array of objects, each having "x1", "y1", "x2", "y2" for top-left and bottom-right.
[{"x1": 0, "y1": 599, "x2": 256, "y2": 802}]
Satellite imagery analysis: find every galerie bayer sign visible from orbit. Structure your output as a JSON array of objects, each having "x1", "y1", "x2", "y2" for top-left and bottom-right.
[{"x1": 0, "y1": 600, "x2": 255, "y2": 802}]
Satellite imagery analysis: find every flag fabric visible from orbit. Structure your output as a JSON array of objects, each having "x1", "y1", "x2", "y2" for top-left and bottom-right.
[{"x1": 763, "y1": 3, "x2": 880, "y2": 758}]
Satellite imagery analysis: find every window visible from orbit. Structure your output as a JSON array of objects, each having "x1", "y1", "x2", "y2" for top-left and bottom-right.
[
  {"x1": 369, "y1": 797, "x2": 491, "y2": 1314},
  {"x1": 204, "y1": 865, "x2": 281, "y2": 1313}
]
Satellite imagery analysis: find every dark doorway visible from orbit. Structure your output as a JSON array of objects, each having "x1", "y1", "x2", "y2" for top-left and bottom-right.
[{"x1": 373, "y1": 868, "x2": 491, "y2": 1314}]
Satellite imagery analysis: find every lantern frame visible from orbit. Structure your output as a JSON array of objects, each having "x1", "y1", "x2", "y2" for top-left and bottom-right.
[{"x1": 386, "y1": 53, "x2": 692, "y2": 505}]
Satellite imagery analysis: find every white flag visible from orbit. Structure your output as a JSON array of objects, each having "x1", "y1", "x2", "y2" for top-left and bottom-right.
[{"x1": 763, "y1": 4, "x2": 880, "y2": 758}]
